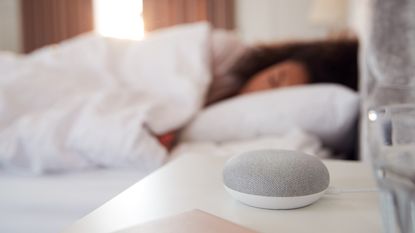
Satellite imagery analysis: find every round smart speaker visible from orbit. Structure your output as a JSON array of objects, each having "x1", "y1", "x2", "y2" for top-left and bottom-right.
[{"x1": 223, "y1": 149, "x2": 330, "y2": 209}]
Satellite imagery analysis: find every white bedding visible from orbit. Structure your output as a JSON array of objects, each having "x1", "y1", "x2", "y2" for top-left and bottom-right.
[
  {"x1": 0, "y1": 23, "x2": 211, "y2": 174},
  {"x1": 0, "y1": 23, "x2": 213, "y2": 232},
  {"x1": 172, "y1": 129, "x2": 330, "y2": 160},
  {"x1": 181, "y1": 84, "x2": 359, "y2": 155}
]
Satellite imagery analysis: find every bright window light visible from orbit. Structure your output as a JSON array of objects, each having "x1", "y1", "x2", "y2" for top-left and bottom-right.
[{"x1": 94, "y1": 0, "x2": 144, "y2": 40}]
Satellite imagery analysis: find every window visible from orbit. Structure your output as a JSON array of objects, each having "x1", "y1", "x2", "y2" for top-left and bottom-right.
[{"x1": 93, "y1": 0, "x2": 145, "y2": 40}]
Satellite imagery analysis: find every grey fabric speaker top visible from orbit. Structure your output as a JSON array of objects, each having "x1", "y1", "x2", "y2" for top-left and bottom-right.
[{"x1": 223, "y1": 150, "x2": 330, "y2": 197}]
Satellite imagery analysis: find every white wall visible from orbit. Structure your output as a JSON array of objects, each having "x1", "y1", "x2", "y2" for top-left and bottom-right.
[
  {"x1": 348, "y1": 0, "x2": 371, "y2": 39},
  {"x1": 0, "y1": 0, "x2": 22, "y2": 52},
  {"x1": 235, "y1": 0, "x2": 331, "y2": 44}
]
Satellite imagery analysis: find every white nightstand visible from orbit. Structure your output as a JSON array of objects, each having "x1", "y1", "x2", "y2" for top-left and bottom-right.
[{"x1": 62, "y1": 154, "x2": 382, "y2": 233}]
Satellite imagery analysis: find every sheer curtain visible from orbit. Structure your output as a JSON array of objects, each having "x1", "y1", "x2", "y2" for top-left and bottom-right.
[{"x1": 142, "y1": 0, "x2": 234, "y2": 32}]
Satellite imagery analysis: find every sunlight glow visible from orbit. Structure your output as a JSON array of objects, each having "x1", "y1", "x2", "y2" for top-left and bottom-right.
[{"x1": 94, "y1": 0, "x2": 145, "y2": 40}]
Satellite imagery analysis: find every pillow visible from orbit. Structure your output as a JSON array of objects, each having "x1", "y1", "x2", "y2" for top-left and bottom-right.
[{"x1": 180, "y1": 84, "x2": 359, "y2": 153}]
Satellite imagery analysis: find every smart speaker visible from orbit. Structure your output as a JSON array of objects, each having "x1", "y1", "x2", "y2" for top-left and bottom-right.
[{"x1": 223, "y1": 149, "x2": 330, "y2": 209}]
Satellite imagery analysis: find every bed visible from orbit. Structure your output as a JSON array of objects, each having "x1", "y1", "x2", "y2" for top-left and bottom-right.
[{"x1": 0, "y1": 22, "x2": 361, "y2": 233}]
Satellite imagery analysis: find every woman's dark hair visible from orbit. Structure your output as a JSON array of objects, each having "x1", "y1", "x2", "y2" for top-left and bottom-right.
[{"x1": 209, "y1": 38, "x2": 359, "y2": 104}]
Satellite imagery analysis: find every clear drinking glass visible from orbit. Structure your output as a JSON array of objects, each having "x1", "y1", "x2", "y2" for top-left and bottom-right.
[
  {"x1": 368, "y1": 104, "x2": 415, "y2": 233},
  {"x1": 363, "y1": 0, "x2": 415, "y2": 232}
]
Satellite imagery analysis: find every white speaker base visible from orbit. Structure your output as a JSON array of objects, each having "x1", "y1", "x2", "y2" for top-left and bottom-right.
[{"x1": 225, "y1": 186, "x2": 327, "y2": 210}]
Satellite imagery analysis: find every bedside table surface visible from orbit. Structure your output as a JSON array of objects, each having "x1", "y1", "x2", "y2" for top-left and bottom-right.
[{"x1": 63, "y1": 154, "x2": 382, "y2": 233}]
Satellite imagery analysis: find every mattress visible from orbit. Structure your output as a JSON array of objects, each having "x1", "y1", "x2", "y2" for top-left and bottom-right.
[{"x1": 0, "y1": 169, "x2": 150, "y2": 233}]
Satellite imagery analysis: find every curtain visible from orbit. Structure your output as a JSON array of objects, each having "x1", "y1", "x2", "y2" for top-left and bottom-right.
[
  {"x1": 21, "y1": 0, "x2": 93, "y2": 53},
  {"x1": 143, "y1": 0, "x2": 234, "y2": 32}
]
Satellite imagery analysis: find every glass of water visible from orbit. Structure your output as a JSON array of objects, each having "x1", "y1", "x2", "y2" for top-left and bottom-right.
[{"x1": 368, "y1": 104, "x2": 415, "y2": 233}]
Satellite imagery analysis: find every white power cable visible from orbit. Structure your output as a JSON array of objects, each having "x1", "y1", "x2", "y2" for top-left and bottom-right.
[{"x1": 325, "y1": 186, "x2": 379, "y2": 195}]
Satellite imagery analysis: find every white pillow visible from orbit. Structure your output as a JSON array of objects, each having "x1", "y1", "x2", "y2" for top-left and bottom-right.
[{"x1": 180, "y1": 84, "x2": 359, "y2": 153}]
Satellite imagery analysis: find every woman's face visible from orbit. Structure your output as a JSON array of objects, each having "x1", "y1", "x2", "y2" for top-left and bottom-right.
[{"x1": 239, "y1": 60, "x2": 310, "y2": 94}]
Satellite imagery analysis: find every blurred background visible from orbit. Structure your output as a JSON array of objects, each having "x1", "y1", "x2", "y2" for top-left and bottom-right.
[{"x1": 0, "y1": 0, "x2": 364, "y2": 53}]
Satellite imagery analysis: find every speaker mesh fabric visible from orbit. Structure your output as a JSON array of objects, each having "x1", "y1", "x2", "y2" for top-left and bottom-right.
[{"x1": 223, "y1": 150, "x2": 330, "y2": 197}]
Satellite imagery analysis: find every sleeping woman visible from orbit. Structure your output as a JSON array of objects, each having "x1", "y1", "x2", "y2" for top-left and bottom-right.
[
  {"x1": 159, "y1": 38, "x2": 359, "y2": 150},
  {"x1": 206, "y1": 38, "x2": 358, "y2": 105}
]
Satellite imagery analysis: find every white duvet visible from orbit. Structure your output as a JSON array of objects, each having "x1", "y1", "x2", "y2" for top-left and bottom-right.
[{"x1": 0, "y1": 23, "x2": 211, "y2": 174}]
